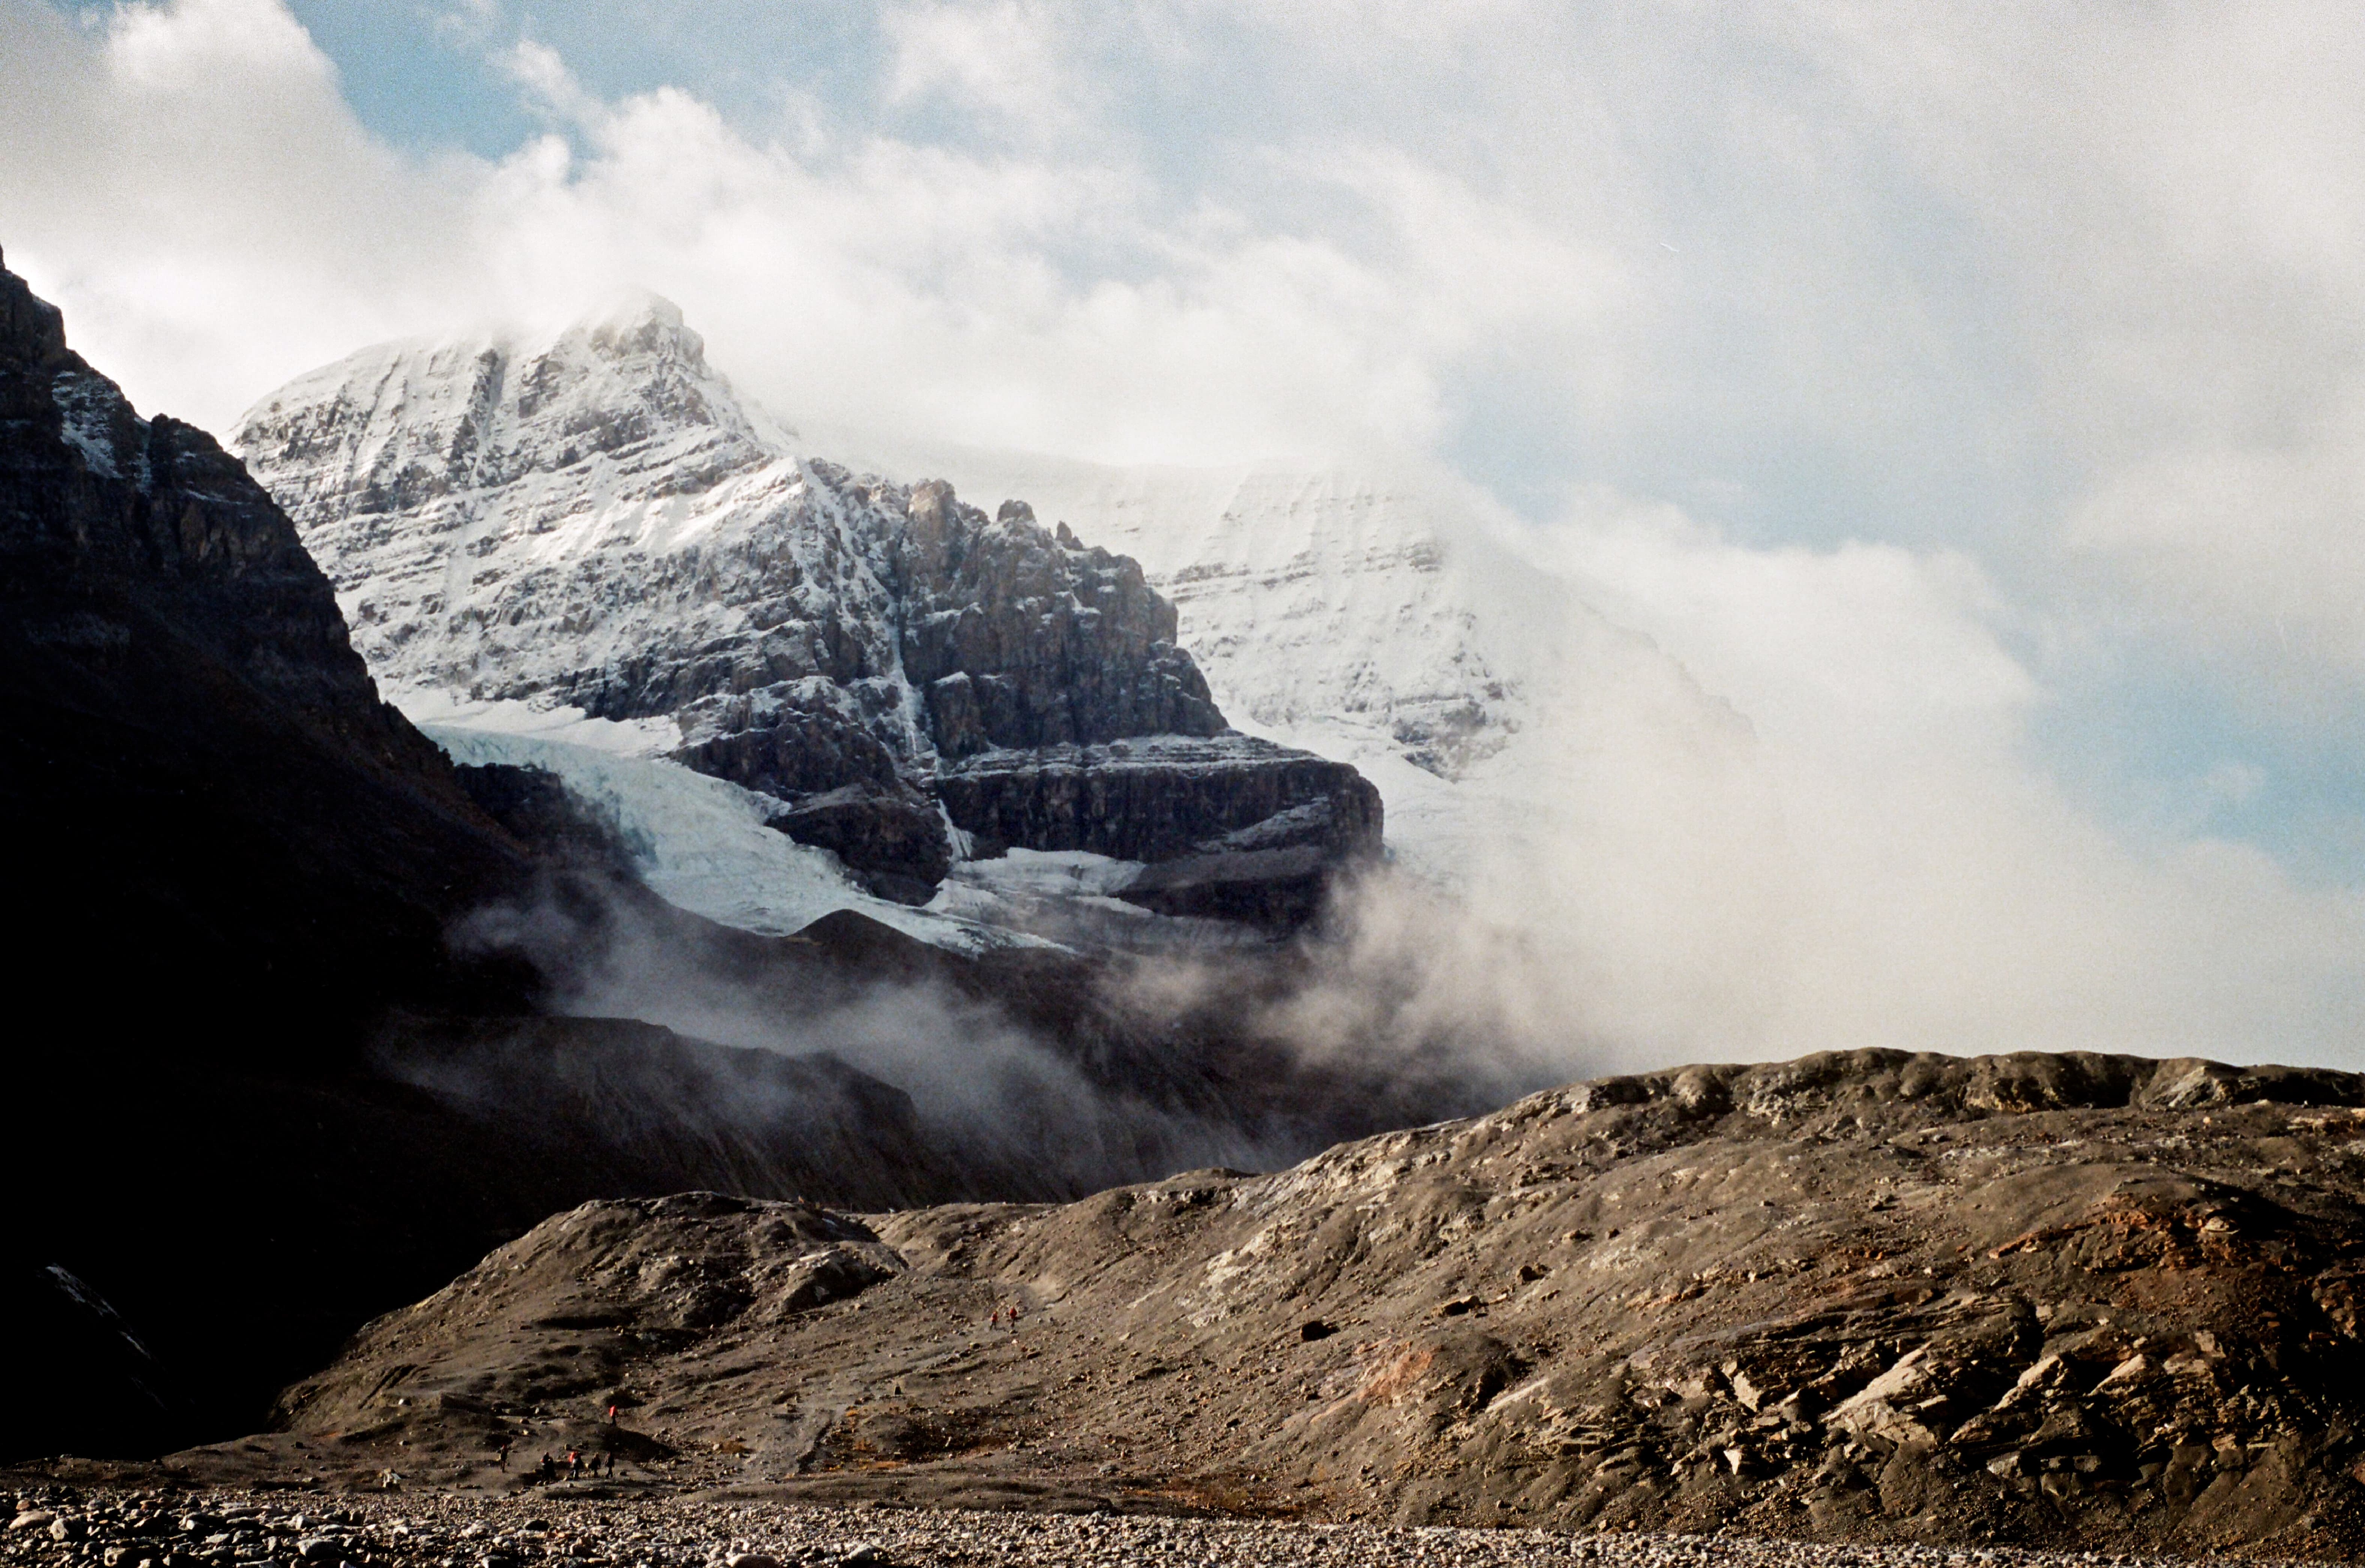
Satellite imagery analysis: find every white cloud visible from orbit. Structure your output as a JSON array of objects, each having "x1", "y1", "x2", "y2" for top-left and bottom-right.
[
  {"x1": 1545, "y1": 497, "x2": 2034, "y2": 753},
  {"x1": 1454, "y1": 494, "x2": 2365, "y2": 1066},
  {"x1": 2065, "y1": 420, "x2": 2365, "y2": 680},
  {"x1": 3, "y1": 0, "x2": 1479, "y2": 467},
  {"x1": 1785, "y1": 1, "x2": 2365, "y2": 677},
  {"x1": 0, "y1": 0, "x2": 473, "y2": 425},
  {"x1": 881, "y1": 0, "x2": 1088, "y2": 142},
  {"x1": 8, "y1": 0, "x2": 2365, "y2": 1068},
  {"x1": 500, "y1": 37, "x2": 610, "y2": 130}
]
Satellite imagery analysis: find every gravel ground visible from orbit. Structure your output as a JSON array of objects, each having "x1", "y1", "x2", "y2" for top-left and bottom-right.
[{"x1": 1, "y1": 1490, "x2": 2328, "y2": 1568}]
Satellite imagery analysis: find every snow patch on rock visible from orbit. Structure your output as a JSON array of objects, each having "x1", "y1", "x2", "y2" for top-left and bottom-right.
[
  {"x1": 52, "y1": 369, "x2": 131, "y2": 480},
  {"x1": 396, "y1": 686, "x2": 682, "y2": 758}
]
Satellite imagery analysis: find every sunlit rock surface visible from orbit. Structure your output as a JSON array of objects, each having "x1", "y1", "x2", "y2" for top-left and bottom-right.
[{"x1": 210, "y1": 1050, "x2": 2365, "y2": 1560}]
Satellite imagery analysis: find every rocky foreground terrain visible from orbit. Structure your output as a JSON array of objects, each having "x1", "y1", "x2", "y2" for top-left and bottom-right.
[
  {"x1": 0, "y1": 1489, "x2": 2302, "y2": 1568},
  {"x1": 88, "y1": 1050, "x2": 2365, "y2": 1562}
]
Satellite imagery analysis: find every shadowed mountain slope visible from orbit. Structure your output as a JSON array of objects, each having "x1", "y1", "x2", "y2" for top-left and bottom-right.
[{"x1": 0, "y1": 249, "x2": 533, "y2": 1057}]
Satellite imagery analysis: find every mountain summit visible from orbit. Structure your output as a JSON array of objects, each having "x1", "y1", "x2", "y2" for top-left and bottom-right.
[{"x1": 235, "y1": 297, "x2": 1381, "y2": 925}]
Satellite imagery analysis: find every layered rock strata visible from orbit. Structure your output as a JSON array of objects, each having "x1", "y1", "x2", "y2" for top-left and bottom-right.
[
  {"x1": 936, "y1": 735, "x2": 1382, "y2": 924},
  {"x1": 233, "y1": 307, "x2": 1377, "y2": 920}
]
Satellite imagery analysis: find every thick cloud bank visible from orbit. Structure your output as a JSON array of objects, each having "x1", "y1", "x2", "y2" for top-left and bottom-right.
[{"x1": 8, "y1": 0, "x2": 2365, "y2": 1068}]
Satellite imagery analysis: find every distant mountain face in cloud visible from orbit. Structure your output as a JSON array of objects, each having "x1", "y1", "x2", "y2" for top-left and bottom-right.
[{"x1": 9, "y1": 0, "x2": 2365, "y2": 1062}]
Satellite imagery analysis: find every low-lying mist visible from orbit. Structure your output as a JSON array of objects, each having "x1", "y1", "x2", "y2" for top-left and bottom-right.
[{"x1": 426, "y1": 842, "x2": 1610, "y2": 1209}]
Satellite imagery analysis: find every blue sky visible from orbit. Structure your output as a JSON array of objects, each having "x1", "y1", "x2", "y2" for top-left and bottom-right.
[
  {"x1": 282, "y1": 3, "x2": 884, "y2": 158},
  {"x1": 8, "y1": 0, "x2": 2365, "y2": 1055}
]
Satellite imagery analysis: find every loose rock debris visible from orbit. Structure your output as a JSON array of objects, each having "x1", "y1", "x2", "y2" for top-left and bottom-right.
[{"x1": 0, "y1": 1491, "x2": 2332, "y2": 1568}]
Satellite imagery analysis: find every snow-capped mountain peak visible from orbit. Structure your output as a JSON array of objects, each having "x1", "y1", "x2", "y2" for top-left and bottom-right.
[{"x1": 235, "y1": 301, "x2": 1383, "y2": 938}]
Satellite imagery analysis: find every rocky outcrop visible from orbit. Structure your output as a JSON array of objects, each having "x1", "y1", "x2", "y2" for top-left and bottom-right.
[
  {"x1": 934, "y1": 735, "x2": 1380, "y2": 864},
  {"x1": 1120, "y1": 788, "x2": 1385, "y2": 924},
  {"x1": 233, "y1": 303, "x2": 1379, "y2": 925},
  {"x1": 897, "y1": 488, "x2": 1224, "y2": 752},
  {"x1": 240, "y1": 1049, "x2": 2365, "y2": 1559},
  {"x1": 1118, "y1": 845, "x2": 1336, "y2": 927},
  {"x1": 762, "y1": 783, "x2": 952, "y2": 905},
  {"x1": 931, "y1": 734, "x2": 1384, "y2": 929}
]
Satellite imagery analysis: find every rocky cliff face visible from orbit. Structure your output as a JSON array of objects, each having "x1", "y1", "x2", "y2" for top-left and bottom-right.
[
  {"x1": 826, "y1": 445, "x2": 1755, "y2": 921},
  {"x1": 0, "y1": 248, "x2": 533, "y2": 1051},
  {"x1": 896, "y1": 488, "x2": 1222, "y2": 753},
  {"x1": 863, "y1": 453, "x2": 1538, "y2": 786},
  {"x1": 224, "y1": 1049, "x2": 2365, "y2": 1560},
  {"x1": 937, "y1": 735, "x2": 1383, "y2": 926},
  {"x1": 2, "y1": 245, "x2": 541, "y2": 1458},
  {"x1": 233, "y1": 306, "x2": 1376, "y2": 921}
]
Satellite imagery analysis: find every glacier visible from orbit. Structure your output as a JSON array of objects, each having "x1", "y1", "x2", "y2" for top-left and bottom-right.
[{"x1": 422, "y1": 718, "x2": 1040, "y2": 954}]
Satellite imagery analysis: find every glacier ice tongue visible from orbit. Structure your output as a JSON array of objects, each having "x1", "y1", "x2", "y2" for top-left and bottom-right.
[{"x1": 421, "y1": 721, "x2": 1050, "y2": 956}]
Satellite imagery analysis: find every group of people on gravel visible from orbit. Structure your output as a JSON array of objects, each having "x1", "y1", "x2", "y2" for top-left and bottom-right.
[{"x1": 493, "y1": 1439, "x2": 618, "y2": 1482}]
